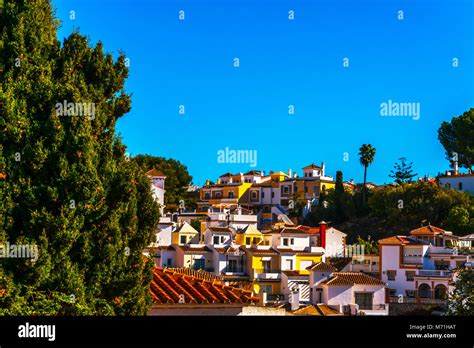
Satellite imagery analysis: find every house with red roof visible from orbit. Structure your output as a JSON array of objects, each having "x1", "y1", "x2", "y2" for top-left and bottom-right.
[
  {"x1": 308, "y1": 262, "x2": 389, "y2": 316},
  {"x1": 378, "y1": 225, "x2": 473, "y2": 306}
]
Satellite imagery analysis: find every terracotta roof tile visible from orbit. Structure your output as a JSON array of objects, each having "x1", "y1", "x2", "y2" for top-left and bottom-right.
[
  {"x1": 208, "y1": 226, "x2": 234, "y2": 233},
  {"x1": 323, "y1": 272, "x2": 386, "y2": 286},
  {"x1": 307, "y1": 262, "x2": 337, "y2": 272},
  {"x1": 410, "y1": 225, "x2": 445, "y2": 236},
  {"x1": 150, "y1": 268, "x2": 258, "y2": 305},
  {"x1": 176, "y1": 245, "x2": 212, "y2": 253},
  {"x1": 146, "y1": 168, "x2": 166, "y2": 177}
]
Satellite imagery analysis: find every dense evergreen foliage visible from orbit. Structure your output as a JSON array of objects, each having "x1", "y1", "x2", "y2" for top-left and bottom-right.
[{"x1": 0, "y1": 0, "x2": 159, "y2": 315}]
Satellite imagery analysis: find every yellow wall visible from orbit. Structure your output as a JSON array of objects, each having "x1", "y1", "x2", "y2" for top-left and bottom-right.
[
  {"x1": 172, "y1": 232, "x2": 199, "y2": 245},
  {"x1": 296, "y1": 255, "x2": 322, "y2": 274},
  {"x1": 235, "y1": 233, "x2": 263, "y2": 246},
  {"x1": 253, "y1": 282, "x2": 280, "y2": 294},
  {"x1": 183, "y1": 253, "x2": 212, "y2": 269}
]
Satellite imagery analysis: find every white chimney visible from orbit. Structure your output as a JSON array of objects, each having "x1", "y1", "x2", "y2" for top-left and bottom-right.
[
  {"x1": 290, "y1": 290, "x2": 300, "y2": 311},
  {"x1": 454, "y1": 160, "x2": 459, "y2": 175},
  {"x1": 288, "y1": 168, "x2": 292, "y2": 177},
  {"x1": 321, "y1": 162, "x2": 326, "y2": 176}
]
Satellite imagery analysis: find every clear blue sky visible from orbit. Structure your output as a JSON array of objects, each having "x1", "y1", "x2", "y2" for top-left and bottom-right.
[{"x1": 54, "y1": 0, "x2": 474, "y2": 186}]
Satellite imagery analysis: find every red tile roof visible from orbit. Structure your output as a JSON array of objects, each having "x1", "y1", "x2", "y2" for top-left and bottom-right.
[
  {"x1": 303, "y1": 164, "x2": 322, "y2": 170},
  {"x1": 175, "y1": 245, "x2": 212, "y2": 253},
  {"x1": 242, "y1": 246, "x2": 279, "y2": 255},
  {"x1": 410, "y1": 225, "x2": 445, "y2": 236},
  {"x1": 146, "y1": 168, "x2": 166, "y2": 177},
  {"x1": 164, "y1": 267, "x2": 223, "y2": 281},
  {"x1": 297, "y1": 225, "x2": 320, "y2": 234},
  {"x1": 323, "y1": 272, "x2": 386, "y2": 286},
  {"x1": 292, "y1": 304, "x2": 342, "y2": 316},
  {"x1": 307, "y1": 261, "x2": 337, "y2": 272},
  {"x1": 207, "y1": 226, "x2": 234, "y2": 233},
  {"x1": 378, "y1": 235, "x2": 426, "y2": 245},
  {"x1": 150, "y1": 268, "x2": 258, "y2": 305}
]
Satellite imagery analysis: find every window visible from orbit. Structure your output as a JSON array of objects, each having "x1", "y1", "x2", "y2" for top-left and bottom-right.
[
  {"x1": 166, "y1": 258, "x2": 173, "y2": 267},
  {"x1": 204, "y1": 193, "x2": 210, "y2": 199},
  {"x1": 271, "y1": 192, "x2": 275, "y2": 198},
  {"x1": 304, "y1": 186, "x2": 308, "y2": 193},
  {"x1": 294, "y1": 186, "x2": 298, "y2": 192},
  {"x1": 458, "y1": 182, "x2": 463, "y2": 190},
  {"x1": 252, "y1": 238, "x2": 259, "y2": 244},
  {"x1": 355, "y1": 292, "x2": 373, "y2": 310},
  {"x1": 193, "y1": 259, "x2": 205, "y2": 270},
  {"x1": 260, "y1": 285, "x2": 272, "y2": 294},
  {"x1": 387, "y1": 270, "x2": 396, "y2": 281},
  {"x1": 262, "y1": 260, "x2": 271, "y2": 273},
  {"x1": 251, "y1": 191, "x2": 258, "y2": 200},
  {"x1": 228, "y1": 191, "x2": 234, "y2": 198},
  {"x1": 245, "y1": 237, "x2": 251, "y2": 245},
  {"x1": 290, "y1": 238, "x2": 294, "y2": 245},
  {"x1": 228, "y1": 259, "x2": 239, "y2": 272},
  {"x1": 180, "y1": 235, "x2": 187, "y2": 244},
  {"x1": 220, "y1": 236, "x2": 226, "y2": 244},
  {"x1": 308, "y1": 173, "x2": 313, "y2": 177},
  {"x1": 405, "y1": 290, "x2": 416, "y2": 298},
  {"x1": 213, "y1": 236, "x2": 220, "y2": 244},
  {"x1": 283, "y1": 238, "x2": 289, "y2": 246},
  {"x1": 283, "y1": 186, "x2": 289, "y2": 194},
  {"x1": 405, "y1": 271, "x2": 415, "y2": 281},
  {"x1": 389, "y1": 289, "x2": 396, "y2": 297},
  {"x1": 284, "y1": 259, "x2": 293, "y2": 269},
  {"x1": 262, "y1": 192, "x2": 265, "y2": 198}
]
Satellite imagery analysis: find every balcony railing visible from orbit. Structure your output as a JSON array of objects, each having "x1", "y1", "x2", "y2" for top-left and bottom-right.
[
  {"x1": 389, "y1": 296, "x2": 447, "y2": 305},
  {"x1": 417, "y1": 270, "x2": 452, "y2": 278},
  {"x1": 222, "y1": 267, "x2": 245, "y2": 274},
  {"x1": 358, "y1": 304, "x2": 386, "y2": 310},
  {"x1": 266, "y1": 293, "x2": 286, "y2": 302},
  {"x1": 254, "y1": 269, "x2": 281, "y2": 280}
]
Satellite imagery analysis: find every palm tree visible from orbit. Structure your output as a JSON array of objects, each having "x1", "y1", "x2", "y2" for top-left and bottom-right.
[{"x1": 358, "y1": 144, "x2": 376, "y2": 204}]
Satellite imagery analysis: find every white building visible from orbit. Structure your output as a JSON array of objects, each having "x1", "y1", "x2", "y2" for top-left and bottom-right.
[
  {"x1": 379, "y1": 225, "x2": 472, "y2": 304},
  {"x1": 438, "y1": 161, "x2": 474, "y2": 194},
  {"x1": 308, "y1": 262, "x2": 389, "y2": 316},
  {"x1": 147, "y1": 168, "x2": 166, "y2": 216}
]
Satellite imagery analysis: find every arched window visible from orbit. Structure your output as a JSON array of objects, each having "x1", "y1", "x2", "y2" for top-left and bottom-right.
[
  {"x1": 434, "y1": 284, "x2": 448, "y2": 299},
  {"x1": 418, "y1": 283, "x2": 431, "y2": 298}
]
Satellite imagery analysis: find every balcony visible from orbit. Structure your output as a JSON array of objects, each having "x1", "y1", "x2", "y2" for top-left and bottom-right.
[
  {"x1": 389, "y1": 296, "x2": 447, "y2": 305},
  {"x1": 254, "y1": 269, "x2": 281, "y2": 280},
  {"x1": 265, "y1": 293, "x2": 286, "y2": 302},
  {"x1": 222, "y1": 267, "x2": 245, "y2": 274},
  {"x1": 417, "y1": 270, "x2": 452, "y2": 278}
]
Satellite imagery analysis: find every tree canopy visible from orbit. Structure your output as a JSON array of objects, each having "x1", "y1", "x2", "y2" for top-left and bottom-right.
[
  {"x1": 0, "y1": 0, "x2": 159, "y2": 315},
  {"x1": 438, "y1": 108, "x2": 474, "y2": 172},
  {"x1": 389, "y1": 157, "x2": 417, "y2": 184}
]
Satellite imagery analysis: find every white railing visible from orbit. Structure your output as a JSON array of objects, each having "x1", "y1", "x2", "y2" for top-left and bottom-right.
[{"x1": 417, "y1": 270, "x2": 452, "y2": 277}]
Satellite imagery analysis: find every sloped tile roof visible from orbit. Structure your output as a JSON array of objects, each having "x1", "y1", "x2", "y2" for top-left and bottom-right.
[
  {"x1": 323, "y1": 272, "x2": 386, "y2": 286},
  {"x1": 307, "y1": 261, "x2": 337, "y2": 272},
  {"x1": 150, "y1": 268, "x2": 258, "y2": 305},
  {"x1": 208, "y1": 226, "x2": 234, "y2": 233},
  {"x1": 410, "y1": 225, "x2": 445, "y2": 236},
  {"x1": 164, "y1": 267, "x2": 223, "y2": 281},
  {"x1": 303, "y1": 164, "x2": 322, "y2": 170},
  {"x1": 292, "y1": 304, "x2": 341, "y2": 316},
  {"x1": 146, "y1": 168, "x2": 165, "y2": 177},
  {"x1": 378, "y1": 235, "x2": 427, "y2": 245},
  {"x1": 176, "y1": 245, "x2": 212, "y2": 253}
]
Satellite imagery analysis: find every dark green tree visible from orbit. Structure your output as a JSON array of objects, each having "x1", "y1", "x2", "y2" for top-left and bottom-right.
[
  {"x1": 0, "y1": 0, "x2": 159, "y2": 315},
  {"x1": 447, "y1": 267, "x2": 474, "y2": 315},
  {"x1": 438, "y1": 109, "x2": 474, "y2": 172},
  {"x1": 358, "y1": 144, "x2": 376, "y2": 204},
  {"x1": 389, "y1": 157, "x2": 417, "y2": 184}
]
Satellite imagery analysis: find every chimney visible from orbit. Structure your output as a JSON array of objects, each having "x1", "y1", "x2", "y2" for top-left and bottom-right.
[
  {"x1": 321, "y1": 162, "x2": 326, "y2": 176},
  {"x1": 290, "y1": 290, "x2": 300, "y2": 311},
  {"x1": 205, "y1": 179, "x2": 210, "y2": 186},
  {"x1": 288, "y1": 168, "x2": 292, "y2": 177},
  {"x1": 293, "y1": 172, "x2": 297, "y2": 178},
  {"x1": 262, "y1": 170, "x2": 265, "y2": 176},
  {"x1": 454, "y1": 160, "x2": 459, "y2": 175},
  {"x1": 319, "y1": 221, "x2": 327, "y2": 248}
]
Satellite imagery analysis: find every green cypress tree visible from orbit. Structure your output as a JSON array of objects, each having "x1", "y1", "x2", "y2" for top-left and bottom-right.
[{"x1": 0, "y1": 0, "x2": 159, "y2": 315}]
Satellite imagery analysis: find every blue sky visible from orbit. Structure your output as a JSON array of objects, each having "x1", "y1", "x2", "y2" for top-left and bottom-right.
[{"x1": 54, "y1": 0, "x2": 474, "y2": 186}]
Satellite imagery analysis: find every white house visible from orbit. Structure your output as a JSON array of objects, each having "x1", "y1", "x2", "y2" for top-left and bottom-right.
[
  {"x1": 378, "y1": 225, "x2": 472, "y2": 304},
  {"x1": 438, "y1": 162, "x2": 474, "y2": 194},
  {"x1": 147, "y1": 168, "x2": 166, "y2": 216},
  {"x1": 154, "y1": 217, "x2": 175, "y2": 245},
  {"x1": 308, "y1": 262, "x2": 388, "y2": 316}
]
